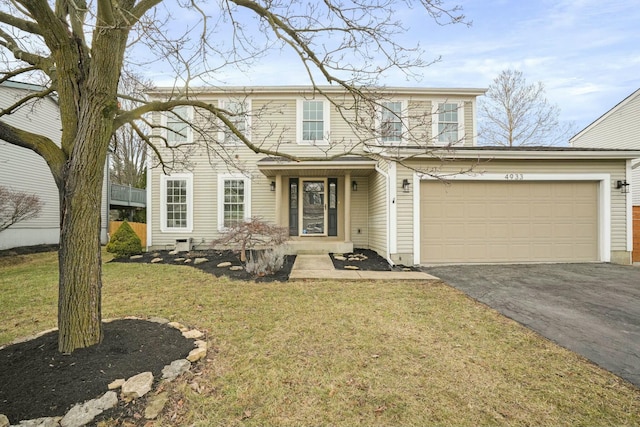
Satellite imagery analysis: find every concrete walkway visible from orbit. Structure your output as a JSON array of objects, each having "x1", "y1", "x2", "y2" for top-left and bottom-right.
[{"x1": 289, "y1": 254, "x2": 438, "y2": 280}]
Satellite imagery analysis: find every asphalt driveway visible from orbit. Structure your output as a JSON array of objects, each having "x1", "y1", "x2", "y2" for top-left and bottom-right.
[{"x1": 425, "y1": 263, "x2": 640, "y2": 388}]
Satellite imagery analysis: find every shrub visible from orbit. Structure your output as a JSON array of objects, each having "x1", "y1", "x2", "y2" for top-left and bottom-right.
[
  {"x1": 212, "y1": 217, "x2": 289, "y2": 263},
  {"x1": 106, "y1": 220, "x2": 142, "y2": 258}
]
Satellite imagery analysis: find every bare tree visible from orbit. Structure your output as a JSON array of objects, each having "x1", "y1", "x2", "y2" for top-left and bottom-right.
[
  {"x1": 479, "y1": 69, "x2": 575, "y2": 147},
  {"x1": 0, "y1": 0, "x2": 468, "y2": 353},
  {"x1": 0, "y1": 186, "x2": 42, "y2": 232},
  {"x1": 109, "y1": 70, "x2": 149, "y2": 189}
]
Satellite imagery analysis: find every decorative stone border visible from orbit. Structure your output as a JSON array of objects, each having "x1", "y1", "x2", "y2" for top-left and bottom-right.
[{"x1": 0, "y1": 317, "x2": 207, "y2": 427}]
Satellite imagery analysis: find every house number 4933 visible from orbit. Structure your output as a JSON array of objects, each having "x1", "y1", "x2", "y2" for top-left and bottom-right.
[{"x1": 504, "y1": 173, "x2": 524, "y2": 180}]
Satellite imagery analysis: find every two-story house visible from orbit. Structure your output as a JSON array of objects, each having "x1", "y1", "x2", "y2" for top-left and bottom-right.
[
  {"x1": 570, "y1": 88, "x2": 640, "y2": 263},
  {"x1": 146, "y1": 86, "x2": 639, "y2": 265}
]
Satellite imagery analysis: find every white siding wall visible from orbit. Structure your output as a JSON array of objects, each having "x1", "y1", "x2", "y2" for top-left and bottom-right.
[
  {"x1": 0, "y1": 87, "x2": 61, "y2": 250},
  {"x1": 571, "y1": 90, "x2": 640, "y2": 206}
]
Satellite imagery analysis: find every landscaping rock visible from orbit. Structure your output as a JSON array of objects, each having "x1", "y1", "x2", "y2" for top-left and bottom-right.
[
  {"x1": 161, "y1": 359, "x2": 191, "y2": 381},
  {"x1": 174, "y1": 257, "x2": 185, "y2": 262},
  {"x1": 60, "y1": 391, "x2": 118, "y2": 427},
  {"x1": 187, "y1": 346, "x2": 207, "y2": 362},
  {"x1": 129, "y1": 255, "x2": 143, "y2": 260},
  {"x1": 0, "y1": 414, "x2": 8, "y2": 427},
  {"x1": 150, "y1": 257, "x2": 162, "y2": 264},
  {"x1": 108, "y1": 378, "x2": 125, "y2": 390},
  {"x1": 182, "y1": 329, "x2": 204, "y2": 339},
  {"x1": 144, "y1": 392, "x2": 169, "y2": 420},
  {"x1": 194, "y1": 257, "x2": 208, "y2": 265},
  {"x1": 168, "y1": 322, "x2": 188, "y2": 332},
  {"x1": 229, "y1": 266, "x2": 243, "y2": 271},
  {"x1": 216, "y1": 261, "x2": 232, "y2": 268},
  {"x1": 184, "y1": 259, "x2": 192, "y2": 263},
  {"x1": 194, "y1": 340, "x2": 207, "y2": 349},
  {"x1": 12, "y1": 416, "x2": 62, "y2": 427},
  {"x1": 168, "y1": 250, "x2": 178, "y2": 255},
  {"x1": 121, "y1": 372, "x2": 153, "y2": 400},
  {"x1": 333, "y1": 255, "x2": 346, "y2": 261},
  {"x1": 344, "y1": 265, "x2": 359, "y2": 270},
  {"x1": 147, "y1": 317, "x2": 170, "y2": 324}
]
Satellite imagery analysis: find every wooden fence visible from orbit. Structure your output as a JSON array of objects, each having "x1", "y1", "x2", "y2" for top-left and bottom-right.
[{"x1": 109, "y1": 221, "x2": 147, "y2": 247}]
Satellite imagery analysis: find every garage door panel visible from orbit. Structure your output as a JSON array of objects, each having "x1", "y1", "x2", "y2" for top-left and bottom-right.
[{"x1": 421, "y1": 181, "x2": 598, "y2": 263}]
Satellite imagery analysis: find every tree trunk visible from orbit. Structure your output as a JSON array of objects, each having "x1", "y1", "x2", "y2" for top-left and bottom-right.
[
  {"x1": 57, "y1": 136, "x2": 109, "y2": 352},
  {"x1": 56, "y1": 103, "x2": 114, "y2": 354}
]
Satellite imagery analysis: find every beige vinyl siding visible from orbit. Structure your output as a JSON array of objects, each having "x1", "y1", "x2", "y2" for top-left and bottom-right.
[
  {"x1": 351, "y1": 178, "x2": 368, "y2": 247},
  {"x1": 395, "y1": 167, "x2": 414, "y2": 254},
  {"x1": 399, "y1": 159, "x2": 629, "y2": 254},
  {"x1": 463, "y1": 101, "x2": 474, "y2": 146},
  {"x1": 367, "y1": 170, "x2": 387, "y2": 256},
  {"x1": 570, "y1": 91, "x2": 640, "y2": 206}
]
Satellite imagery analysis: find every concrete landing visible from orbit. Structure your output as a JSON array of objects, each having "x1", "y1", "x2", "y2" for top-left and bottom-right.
[{"x1": 289, "y1": 254, "x2": 438, "y2": 281}]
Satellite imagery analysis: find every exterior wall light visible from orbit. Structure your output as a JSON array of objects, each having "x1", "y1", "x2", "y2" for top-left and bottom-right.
[
  {"x1": 616, "y1": 180, "x2": 630, "y2": 194},
  {"x1": 402, "y1": 179, "x2": 410, "y2": 193},
  {"x1": 352, "y1": 181, "x2": 357, "y2": 191},
  {"x1": 270, "y1": 181, "x2": 276, "y2": 192}
]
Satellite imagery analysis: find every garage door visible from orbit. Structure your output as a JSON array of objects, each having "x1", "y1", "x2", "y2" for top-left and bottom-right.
[{"x1": 420, "y1": 181, "x2": 598, "y2": 263}]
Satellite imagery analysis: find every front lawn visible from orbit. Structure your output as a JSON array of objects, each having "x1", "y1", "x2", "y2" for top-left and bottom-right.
[{"x1": 1, "y1": 251, "x2": 639, "y2": 426}]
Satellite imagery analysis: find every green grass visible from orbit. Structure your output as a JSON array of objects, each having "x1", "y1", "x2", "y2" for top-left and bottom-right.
[{"x1": 1, "y1": 251, "x2": 639, "y2": 426}]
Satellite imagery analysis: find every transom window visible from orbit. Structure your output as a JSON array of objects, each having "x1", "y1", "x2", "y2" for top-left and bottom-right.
[
  {"x1": 166, "y1": 106, "x2": 192, "y2": 146},
  {"x1": 380, "y1": 101, "x2": 403, "y2": 143},
  {"x1": 437, "y1": 102, "x2": 459, "y2": 143}
]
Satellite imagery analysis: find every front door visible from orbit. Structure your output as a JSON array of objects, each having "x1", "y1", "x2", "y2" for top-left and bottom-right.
[{"x1": 301, "y1": 179, "x2": 326, "y2": 235}]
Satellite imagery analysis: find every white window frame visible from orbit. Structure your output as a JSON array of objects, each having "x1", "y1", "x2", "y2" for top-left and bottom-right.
[
  {"x1": 217, "y1": 174, "x2": 252, "y2": 231},
  {"x1": 432, "y1": 101, "x2": 465, "y2": 146},
  {"x1": 160, "y1": 173, "x2": 194, "y2": 233},
  {"x1": 376, "y1": 100, "x2": 407, "y2": 145},
  {"x1": 218, "y1": 99, "x2": 251, "y2": 145},
  {"x1": 163, "y1": 105, "x2": 193, "y2": 146},
  {"x1": 297, "y1": 99, "x2": 330, "y2": 145}
]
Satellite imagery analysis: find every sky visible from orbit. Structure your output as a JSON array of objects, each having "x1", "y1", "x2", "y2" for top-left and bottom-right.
[{"x1": 148, "y1": 0, "x2": 640, "y2": 133}]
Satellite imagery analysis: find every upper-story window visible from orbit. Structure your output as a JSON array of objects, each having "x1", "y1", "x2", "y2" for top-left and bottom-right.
[
  {"x1": 379, "y1": 101, "x2": 404, "y2": 144},
  {"x1": 220, "y1": 100, "x2": 250, "y2": 145},
  {"x1": 165, "y1": 106, "x2": 193, "y2": 146},
  {"x1": 297, "y1": 99, "x2": 330, "y2": 144},
  {"x1": 434, "y1": 102, "x2": 463, "y2": 145}
]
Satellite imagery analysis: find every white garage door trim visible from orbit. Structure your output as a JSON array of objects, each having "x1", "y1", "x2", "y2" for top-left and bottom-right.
[{"x1": 413, "y1": 173, "x2": 611, "y2": 264}]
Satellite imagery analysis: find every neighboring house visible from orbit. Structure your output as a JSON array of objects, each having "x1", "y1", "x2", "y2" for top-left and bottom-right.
[
  {"x1": 570, "y1": 88, "x2": 640, "y2": 262},
  {"x1": 146, "y1": 86, "x2": 640, "y2": 265},
  {"x1": 0, "y1": 81, "x2": 108, "y2": 250}
]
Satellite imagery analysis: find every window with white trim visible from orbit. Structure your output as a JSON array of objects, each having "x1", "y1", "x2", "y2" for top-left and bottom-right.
[
  {"x1": 217, "y1": 175, "x2": 251, "y2": 230},
  {"x1": 160, "y1": 173, "x2": 193, "y2": 232},
  {"x1": 297, "y1": 99, "x2": 330, "y2": 144},
  {"x1": 434, "y1": 102, "x2": 463, "y2": 145},
  {"x1": 220, "y1": 100, "x2": 250, "y2": 144},
  {"x1": 165, "y1": 106, "x2": 192, "y2": 146},
  {"x1": 379, "y1": 101, "x2": 404, "y2": 144}
]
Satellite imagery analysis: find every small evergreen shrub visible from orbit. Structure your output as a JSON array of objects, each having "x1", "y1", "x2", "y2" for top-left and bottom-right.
[{"x1": 106, "y1": 220, "x2": 142, "y2": 258}]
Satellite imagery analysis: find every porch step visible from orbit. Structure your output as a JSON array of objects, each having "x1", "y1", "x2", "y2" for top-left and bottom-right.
[{"x1": 286, "y1": 240, "x2": 354, "y2": 255}]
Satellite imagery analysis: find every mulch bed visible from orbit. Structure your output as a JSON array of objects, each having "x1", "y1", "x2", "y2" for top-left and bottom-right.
[
  {"x1": 330, "y1": 248, "x2": 421, "y2": 271},
  {"x1": 0, "y1": 319, "x2": 194, "y2": 425},
  {"x1": 110, "y1": 249, "x2": 296, "y2": 282}
]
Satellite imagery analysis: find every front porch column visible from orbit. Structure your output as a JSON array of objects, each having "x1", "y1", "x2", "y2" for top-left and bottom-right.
[
  {"x1": 274, "y1": 174, "x2": 283, "y2": 225},
  {"x1": 344, "y1": 173, "x2": 351, "y2": 243}
]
